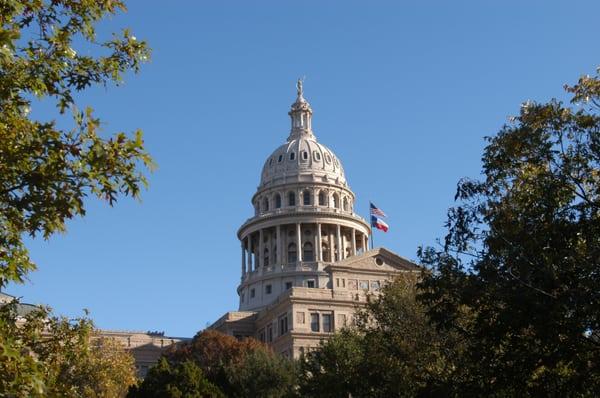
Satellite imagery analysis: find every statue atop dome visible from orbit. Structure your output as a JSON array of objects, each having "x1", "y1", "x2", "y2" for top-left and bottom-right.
[{"x1": 296, "y1": 78, "x2": 303, "y2": 98}]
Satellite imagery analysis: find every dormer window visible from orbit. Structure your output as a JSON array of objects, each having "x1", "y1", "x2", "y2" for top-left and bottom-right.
[
  {"x1": 314, "y1": 151, "x2": 321, "y2": 161},
  {"x1": 278, "y1": 155, "x2": 283, "y2": 162},
  {"x1": 302, "y1": 151, "x2": 308, "y2": 160},
  {"x1": 290, "y1": 152, "x2": 295, "y2": 161}
]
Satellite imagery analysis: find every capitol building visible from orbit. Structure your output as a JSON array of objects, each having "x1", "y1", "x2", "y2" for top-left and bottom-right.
[{"x1": 209, "y1": 82, "x2": 420, "y2": 358}]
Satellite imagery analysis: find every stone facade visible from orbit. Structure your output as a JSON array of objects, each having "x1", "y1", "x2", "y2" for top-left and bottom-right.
[{"x1": 210, "y1": 82, "x2": 420, "y2": 357}]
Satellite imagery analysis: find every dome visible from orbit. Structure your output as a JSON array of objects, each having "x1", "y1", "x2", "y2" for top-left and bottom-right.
[{"x1": 259, "y1": 136, "x2": 346, "y2": 188}]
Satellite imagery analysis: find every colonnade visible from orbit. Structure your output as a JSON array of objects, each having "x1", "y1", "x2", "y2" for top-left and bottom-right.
[{"x1": 241, "y1": 223, "x2": 368, "y2": 276}]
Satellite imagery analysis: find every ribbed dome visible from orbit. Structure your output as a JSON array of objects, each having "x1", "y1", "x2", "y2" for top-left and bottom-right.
[{"x1": 260, "y1": 136, "x2": 346, "y2": 188}]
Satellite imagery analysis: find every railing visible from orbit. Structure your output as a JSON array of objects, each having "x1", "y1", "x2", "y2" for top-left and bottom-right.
[{"x1": 241, "y1": 206, "x2": 368, "y2": 226}]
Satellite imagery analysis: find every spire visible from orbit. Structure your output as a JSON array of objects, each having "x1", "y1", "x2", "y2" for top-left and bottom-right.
[{"x1": 288, "y1": 78, "x2": 314, "y2": 141}]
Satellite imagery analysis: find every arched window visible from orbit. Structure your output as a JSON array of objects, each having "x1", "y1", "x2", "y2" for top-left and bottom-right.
[
  {"x1": 287, "y1": 243, "x2": 297, "y2": 263},
  {"x1": 264, "y1": 248, "x2": 269, "y2": 267},
  {"x1": 343, "y1": 197, "x2": 348, "y2": 211},
  {"x1": 274, "y1": 193, "x2": 281, "y2": 209},
  {"x1": 322, "y1": 243, "x2": 330, "y2": 262},
  {"x1": 302, "y1": 151, "x2": 308, "y2": 160},
  {"x1": 288, "y1": 192, "x2": 296, "y2": 206},
  {"x1": 263, "y1": 197, "x2": 269, "y2": 212},
  {"x1": 303, "y1": 190, "x2": 311, "y2": 206},
  {"x1": 318, "y1": 191, "x2": 326, "y2": 206},
  {"x1": 303, "y1": 242, "x2": 314, "y2": 262},
  {"x1": 333, "y1": 193, "x2": 339, "y2": 209}
]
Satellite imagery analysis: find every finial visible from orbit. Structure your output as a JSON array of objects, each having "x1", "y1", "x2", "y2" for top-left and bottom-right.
[{"x1": 296, "y1": 78, "x2": 304, "y2": 98}]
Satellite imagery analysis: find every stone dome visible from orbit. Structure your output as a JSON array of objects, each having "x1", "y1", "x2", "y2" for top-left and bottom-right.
[{"x1": 259, "y1": 136, "x2": 346, "y2": 188}]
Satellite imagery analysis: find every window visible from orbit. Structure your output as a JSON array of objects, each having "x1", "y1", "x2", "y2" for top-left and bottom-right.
[
  {"x1": 302, "y1": 151, "x2": 308, "y2": 160},
  {"x1": 322, "y1": 243, "x2": 330, "y2": 261},
  {"x1": 265, "y1": 284, "x2": 272, "y2": 294},
  {"x1": 278, "y1": 154, "x2": 283, "y2": 162},
  {"x1": 289, "y1": 152, "x2": 295, "y2": 160},
  {"x1": 303, "y1": 190, "x2": 311, "y2": 205},
  {"x1": 314, "y1": 151, "x2": 321, "y2": 161},
  {"x1": 288, "y1": 192, "x2": 295, "y2": 206},
  {"x1": 333, "y1": 194, "x2": 339, "y2": 209},
  {"x1": 371, "y1": 281, "x2": 381, "y2": 291},
  {"x1": 267, "y1": 324, "x2": 273, "y2": 342},
  {"x1": 287, "y1": 243, "x2": 297, "y2": 263},
  {"x1": 375, "y1": 257, "x2": 384, "y2": 266},
  {"x1": 285, "y1": 281, "x2": 293, "y2": 290},
  {"x1": 324, "y1": 153, "x2": 332, "y2": 163},
  {"x1": 279, "y1": 314, "x2": 288, "y2": 335},
  {"x1": 263, "y1": 197, "x2": 269, "y2": 211},
  {"x1": 360, "y1": 280, "x2": 369, "y2": 290},
  {"x1": 323, "y1": 314, "x2": 332, "y2": 332},
  {"x1": 310, "y1": 313, "x2": 319, "y2": 332},
  {"x1": 250, "y1": 288, "x2": 255, "y2": 298},
  {"x1": 274, "y1": 193, "x2": 282, "y2": 209},
  {"x1": 306, "y1": 280, "x2": 315, "y2": 288},
  {"x1": 318, "y1": 191, "x2": 326, "y2": 206},
  {"x1": 348, "y1": 279, "x2": 358, "y2": 290},
  {"x1": 343, "y1": 197, "x2": 349, "y2": 211},
  {"x1": 303, "y1": 242, "x2": 314, "y2": 262}
]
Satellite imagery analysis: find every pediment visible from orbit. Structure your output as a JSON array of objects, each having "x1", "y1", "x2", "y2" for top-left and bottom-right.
[{"x1": 325, "y1": 247, "x2": 421, "y2": 274}]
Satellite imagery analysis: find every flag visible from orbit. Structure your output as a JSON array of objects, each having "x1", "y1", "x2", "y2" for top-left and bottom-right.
[
  {"x1": 370, "y1": 202, "x2": 387, "y2": 218},
  {"x1": 371, "y1": 215, "x2": 389, "y2": 232}
]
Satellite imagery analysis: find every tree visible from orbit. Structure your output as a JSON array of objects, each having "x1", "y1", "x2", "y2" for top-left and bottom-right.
[
  {"x1": 0, "y1": 302, "x2": 137, "y2": 397},
  {"x1": 417, "y1": 67, "x2": 600, "y2": 395},
  {"x1": 139, "y1": 330, "x2": 297, "y2": 398},
  {"x1": 0, "y1": 0, "x2": 152, "y2": 288},
  {"x1": 298, "y1": 275, "x2": 460, "y2": 397},
  {"x1": 127, "y1": 358, "x2": 224, "y2": 398}
]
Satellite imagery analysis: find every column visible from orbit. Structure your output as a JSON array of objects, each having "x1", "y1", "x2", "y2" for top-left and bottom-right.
[
  {"x1": 248, "y1": 235, "x2": 254, "y2": 272},
  {"x1": 351, "y1": 228, "x2": 357, "y2": 256},
  {"x1": 259, "y1": 229, "x2": 264, "y2": 268},
  {"x1": 363, "y1": 233, "x2": 368, "y2": 252},
  {"x1": 316, "y1": 223, "x2": 322, "y2": 262},
  {"x1": 296, "y1": 222, "x2": 302, "y2": 263},
  {"x1": 329, "y1": 228, "x2": 334, "y2": 261},
  {"x1": 277, "y1": 225, "x2": 282, "y2": 265},
  {"x1": 241, "y1": 241, "x2": 246, "y2": 276},
  {"x1": 336, "y1": 224, "x2": 342, "y2": 261}
]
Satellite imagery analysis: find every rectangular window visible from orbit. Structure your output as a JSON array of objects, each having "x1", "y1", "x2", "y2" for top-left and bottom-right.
[
  {"x1": 359, "y1": 280, "x2": 369, "y2": 290},
  {"x1": 265, "y1": 284, "x2": 272, "y2": 294},
  {"x1": 342, "y1": 279, "x2": 346, "y2": 288},
  {"x1": 348, "y1": 279, "x2": 358, "y2": 290},
  {"x1": 279, "y1": 314, "x2": 288, "y2": 335},
  {"x1": 310, "y1": 313, "x2": 319, "y2": 332},
  {"x1": 285, "y1": 281, "x2": 293, "y2": 290},
  {"x1": 267, "y1": 324, "x2": 273, "y2": 342},
  {"x1": 306, "y1": 280, "x2": 315, "y2": 288},
  {"x1": 250, "y1": 288, "x2": 255, "y2": 298},
  {"x1": 371, "y1": 281, "x2": 381, "y2": 291},
  {"x1": 323, "y1": 313, "x2": 332, "y2": 332}
]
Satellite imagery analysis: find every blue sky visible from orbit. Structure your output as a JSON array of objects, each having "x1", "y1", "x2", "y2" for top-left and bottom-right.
[{"x1": 7, "y1": 1, "x2": 600, "y2": 337}]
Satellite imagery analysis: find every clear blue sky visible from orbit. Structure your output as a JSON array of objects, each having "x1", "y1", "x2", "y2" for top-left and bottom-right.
[{"x1": 7, "y1": 1, "x2": 600, "y2": 337}]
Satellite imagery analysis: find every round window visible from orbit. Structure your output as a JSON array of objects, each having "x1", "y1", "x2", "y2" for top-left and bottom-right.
[{"x1": 375, "y1": 257, "x2": 384, "y2": 266}]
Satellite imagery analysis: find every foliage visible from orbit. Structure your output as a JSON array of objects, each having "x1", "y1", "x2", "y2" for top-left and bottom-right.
[
  {"x1": 298, "y1": 275, "x2": 460, "y2": 397},
  {"x1": 0, "y1": 301, "x2": 137, "y2": 397},
  {"x1": 417, "y1": 67, "x2": 600, "y2": 396},
  {"x1": 0, "y1": 0, "x2": 153, "y2": 288},
  {"x1": 137, "y1": 330, "x2": 297, "y2": 398},
  {"x1": 127, "y1": 358, "x2": 224, "y2": 398}
]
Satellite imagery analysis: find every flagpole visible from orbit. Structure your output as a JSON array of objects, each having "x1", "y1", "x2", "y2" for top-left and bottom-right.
[{"x1": 369, "y1": 201, "x2": 374, "y2": 250}]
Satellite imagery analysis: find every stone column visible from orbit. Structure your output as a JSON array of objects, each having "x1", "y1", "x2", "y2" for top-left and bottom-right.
[
  {"x1": 336, "y1": 224, "x2": 342, "y2": 261},
  {"x1": 329, "y1": 227, "x2": 334, "y2": 261},
  {"x1": 296, "y1": 222, "x2": 302, "y2": 263},
  {"x1": 241, "y1": 241, "x2": 246, "y2": 276},
  {"x1": 351, "y1": 228, "x2": 357, "y2": 256},
  {"x1": 277, "y1": 225, "x2": 282, "y2": 265},
  {"x1": 258, "y1": 229, "x2": 264, "y2": 268},
  {"x1": 316, "y1": 223, "x2": 322, "y2": 262},
  {"x1": 248, "y1": 235, "x2": 253, "y2": 272}
]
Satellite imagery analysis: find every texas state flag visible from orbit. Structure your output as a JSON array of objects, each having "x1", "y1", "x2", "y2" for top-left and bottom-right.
[{"x1": 371, "y1": 215, "x2": 389, "y2": 232}]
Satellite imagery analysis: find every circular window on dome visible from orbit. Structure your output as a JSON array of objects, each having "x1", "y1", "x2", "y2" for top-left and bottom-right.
[
  {"x1": 324, "y1": 153, "x2": 332, "y2": 163},
  {"x1": 278, "y1": 154, "x2": 283, "y2": 163},
  {"x1": 313, "y1": 151, "x2": 321, "y2": 161},
  {"x1": 290, "y1": 152, "x2": 295, "y2": 161}
]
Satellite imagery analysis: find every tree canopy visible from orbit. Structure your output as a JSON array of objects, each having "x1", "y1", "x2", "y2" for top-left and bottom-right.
[{"x1": 0, "y1": 0, "x2": 152, "y2": 288}]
